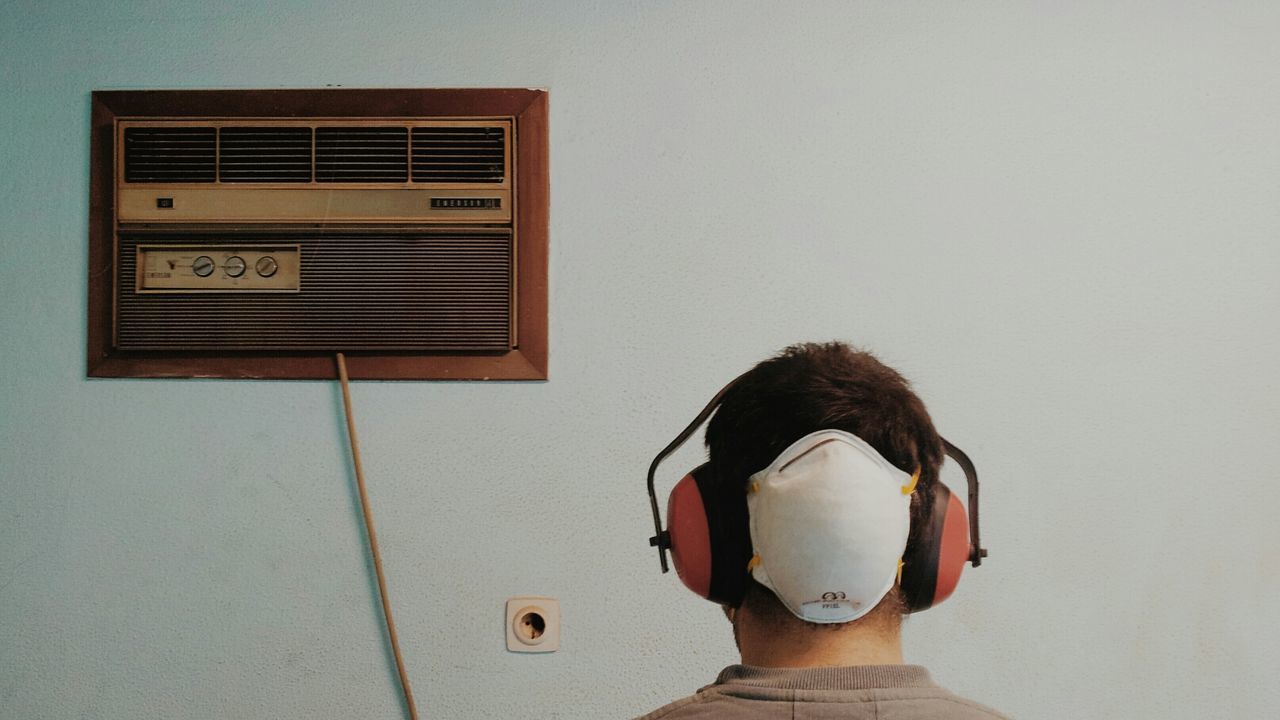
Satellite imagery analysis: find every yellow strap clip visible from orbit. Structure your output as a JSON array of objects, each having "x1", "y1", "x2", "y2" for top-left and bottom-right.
[
  {"x1": 902, "y1": 468, "x2": 920, "y2": 496},
  {"x1": 747, "y1": 554, "x2": 762, "y2": 571}
]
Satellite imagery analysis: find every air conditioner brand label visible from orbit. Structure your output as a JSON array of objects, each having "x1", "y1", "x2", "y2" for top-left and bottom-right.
[{"x1": 431, "y1": 197, "x2": 501, "y2": 209}]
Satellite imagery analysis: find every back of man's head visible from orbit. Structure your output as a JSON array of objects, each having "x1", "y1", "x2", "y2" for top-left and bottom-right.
[{"x1": 704, "y1": 341, "x2": 945, "y2": 633}]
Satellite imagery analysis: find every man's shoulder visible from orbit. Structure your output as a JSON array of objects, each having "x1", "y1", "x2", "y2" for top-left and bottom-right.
[
  {"x1": 631, "y1": 666, "x2": 1010, "y2": 720},
  {"x1": 630, "y1": 687, "x2": 772, "y2": 720},
  {"x1": 633, "y1": 691, "x2": 1008, "y2": 720},
  {"x1": 879, "y1": 689, "x2": 1010, "y2": 719},
  {"x1": 631, "y1": 692, "x2": 702, "y2": 720}
]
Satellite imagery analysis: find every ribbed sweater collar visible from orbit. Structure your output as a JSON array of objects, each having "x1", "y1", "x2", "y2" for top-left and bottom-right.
[{"x1": 715, "y1": 664, "x2": 936, "y2": 691}]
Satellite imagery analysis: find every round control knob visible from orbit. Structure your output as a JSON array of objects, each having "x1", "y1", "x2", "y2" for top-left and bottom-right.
[
  {"x1": 255, "y1": 256, "x2": 278, "y2": 278},
  {"x1": 224, "y1": 256, "x2": 246, "y2": 278},
  {"x1": 192, "y1": 256, "x2": 215, "y2": 277}
]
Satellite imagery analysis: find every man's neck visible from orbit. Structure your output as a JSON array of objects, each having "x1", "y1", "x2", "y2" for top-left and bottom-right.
[{"x1": 733, "y1": 611, "x2": 904, "y2": 668}]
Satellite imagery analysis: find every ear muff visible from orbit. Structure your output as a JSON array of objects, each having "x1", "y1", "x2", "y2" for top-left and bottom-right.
[
  {"x1": 667, "y1": 463, "x2": 753, "y2": 607},
  {"x1": 899, "y1": 481, "x2": 972, "y2": 612}
]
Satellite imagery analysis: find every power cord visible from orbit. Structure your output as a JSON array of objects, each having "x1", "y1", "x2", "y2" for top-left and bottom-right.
[{"x1": 336, "y1": 353, "x2": 420, "y2": 720}]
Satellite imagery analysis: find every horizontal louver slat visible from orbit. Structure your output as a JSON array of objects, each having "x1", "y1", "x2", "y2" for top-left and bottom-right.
[
  {"x1": 124, "y1": 127, "x2": 216, "y2": 182},
  {"x1": 218, "y1": 127, "x2": 313, "y2": 182},
  {"x1": 412, "y1": 126, "x2": 505, "y2": 183},
  {"x1": 315, "y1": 127, "x2": 408, "y2": 183}
]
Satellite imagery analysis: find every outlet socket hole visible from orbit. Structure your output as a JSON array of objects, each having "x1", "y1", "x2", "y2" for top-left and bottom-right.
[{"x1": 519, "y1": 611, "x2": 545, "y2": 641}]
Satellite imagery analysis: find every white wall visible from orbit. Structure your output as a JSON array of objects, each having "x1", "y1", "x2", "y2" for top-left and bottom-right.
[{"x1": 2, "y1": 2, "x2": 1278, "y2": 718}]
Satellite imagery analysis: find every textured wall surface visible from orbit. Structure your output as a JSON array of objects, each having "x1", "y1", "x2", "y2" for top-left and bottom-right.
[{"x1": 2, "y1": 2, "x2": 1279, "y2": 718}]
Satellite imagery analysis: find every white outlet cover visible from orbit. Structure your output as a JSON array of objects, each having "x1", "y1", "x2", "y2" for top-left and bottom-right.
[{"x1": 506, "y1": 596, "x2": 560, "y2": 653}]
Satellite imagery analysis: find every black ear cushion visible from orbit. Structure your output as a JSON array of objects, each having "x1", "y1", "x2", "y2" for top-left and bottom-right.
[
  {"x1": 900, "y1": 482, "x2": 951, "y2": 613},
  {"x1": 691, "y1": 463, "x2": 754, "y2": 608}
]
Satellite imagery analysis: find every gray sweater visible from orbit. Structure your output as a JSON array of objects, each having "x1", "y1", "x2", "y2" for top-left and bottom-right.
[{"x1": 634, "y1": 665, "x2": 1009, "y2": 719}]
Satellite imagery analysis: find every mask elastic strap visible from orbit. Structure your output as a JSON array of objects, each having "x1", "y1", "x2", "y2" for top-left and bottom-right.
[
  {"x1": 903, "y1": 468, "x2": 920, "y2": 495},
  {"x1": 895, "y1": 468, "x2": 921, "y2": 582}
]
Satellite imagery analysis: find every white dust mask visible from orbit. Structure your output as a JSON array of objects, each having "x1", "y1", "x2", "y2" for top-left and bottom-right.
[{"x1": 745, "y1": 429, "x2": 915, "y2": 623}]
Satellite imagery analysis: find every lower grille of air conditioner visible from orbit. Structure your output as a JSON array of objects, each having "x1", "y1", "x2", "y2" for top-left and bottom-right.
[{"x1": 115, "y1": 230, "x2": 513, "y2": 351}]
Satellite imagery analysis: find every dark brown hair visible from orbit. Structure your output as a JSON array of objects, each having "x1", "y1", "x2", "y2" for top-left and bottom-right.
[{"x1": 705, "y1": 341, "x2": 944, "y2": 621}]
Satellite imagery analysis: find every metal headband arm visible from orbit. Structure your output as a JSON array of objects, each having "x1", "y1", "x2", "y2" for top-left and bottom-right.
[
  {"x1": 646, "y1": 375, "x2": 745, "y2": 572},
  {"x1": 940, "y1": 438, "x2": 987, "y2": 567}
]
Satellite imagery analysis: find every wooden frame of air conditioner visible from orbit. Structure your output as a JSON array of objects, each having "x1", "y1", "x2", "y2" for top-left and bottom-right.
[{"x1": 88, "y1": 89, "x2": 548, "y2": 380}]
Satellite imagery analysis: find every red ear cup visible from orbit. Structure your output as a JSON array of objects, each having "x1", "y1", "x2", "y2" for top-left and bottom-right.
[
  {"x1": 900, "y1": 482, "x2": 971, "y2": 612},
  {"x1": 666, "y1": 463, "x2": 754, "y2": 607},
  {"x1": 931, "y1": 489, "x2": 971, "y2": 606},
  {"x1": 667, "y1": 472, "x2": 713, "y2": 599}
]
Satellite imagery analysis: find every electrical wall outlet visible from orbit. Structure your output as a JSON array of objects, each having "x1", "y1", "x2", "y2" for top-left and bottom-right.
[{"x1": 506, "y1": 596, "x2": 560, "y2": 653}]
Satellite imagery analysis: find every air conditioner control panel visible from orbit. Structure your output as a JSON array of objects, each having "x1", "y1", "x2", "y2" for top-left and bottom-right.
[{"x1": 135, "y1": 245, "x2": 300, "y2": 293}]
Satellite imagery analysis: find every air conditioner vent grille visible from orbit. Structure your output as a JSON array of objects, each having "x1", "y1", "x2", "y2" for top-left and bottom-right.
[
  {"x1": 412, "y1": 126, "x2": 505, "y2": 183},
  {"x1": 124, "y1": 127, "x2": 216, "y2": 183},
  {"x1": 122, "y1": 123, "x2": 509, "y2": 185},
  {"x1": 219, "y1": 127, "x2": 313, "y2": 182},
  {"x1": 315, "y1": 127, "x2": 408, "y2": 183}
]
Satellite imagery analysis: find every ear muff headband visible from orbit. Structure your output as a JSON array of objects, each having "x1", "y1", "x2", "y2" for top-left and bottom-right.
[
  {"x1": 941, "y1": 439, "x2": 986, "y2": 569},
  {"x1": 646, "y1": 375, "x2": 988, "y2": 611},
  {"x1": 647, "y1": 374, "x2": 745, "y2": 572}
]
